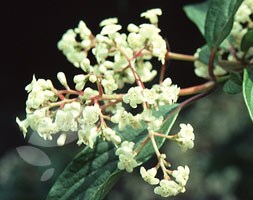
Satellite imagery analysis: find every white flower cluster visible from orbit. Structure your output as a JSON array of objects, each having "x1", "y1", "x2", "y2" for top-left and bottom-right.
[
  {"x1": 140, "y1": 165, "x2": 190, "y2": 197},
  {"x1": 17, "y1": 8, "x2": 175, "y2": 144},
  {"x1": 16, "y1": 8, "x2": 193, "y2": 199},
  {"x1": 16, "y1": 74, "x2": 121, "y2": 147},
  {"x1": 123, "y1": 78, "x2": 179, "y2": 108},
  {"x1": 194, "y1": 49, "x2": 226, "y2": 79},
  {"x1": 137, "y1": 123, "x2": 194, "y2": 198},
  {"x1": 58, "y1": 21, "x2": 92, "y2": 68},
  {"x1": 25, "y1": 75, "x2": 57, "y2": 110},
  {"x1": 57, "y1": 9, "x2": 166, "y2": 91},
  {"x1": 115, "y1": 141, "x2": 138, "y2": 173},
  {"x1": 175, "y1": 123, "x2": 195, "y2": 152},
  {"x1": 231, "y1": 0, "x2": 253, "y2": 49}
]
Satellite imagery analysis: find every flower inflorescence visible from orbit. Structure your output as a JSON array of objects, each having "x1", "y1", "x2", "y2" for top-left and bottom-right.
[{"x1": 16, "y1": 8, "x2": 195, "y2": 198}]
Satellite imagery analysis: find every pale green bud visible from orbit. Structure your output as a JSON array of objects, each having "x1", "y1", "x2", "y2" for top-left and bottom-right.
[
  {"x1": 99, "y1": 18, "x2": 118, "y2": 27},
  {"x1": 101, "y1": 24, "x2": 122, "y2": 35},
  {"x1": 89, "y1": 74, "x2": 97, "y2": 83},
  {"x1": 127, "y1": 23, "x2": 139, "y2": 33},
  {"x1": 57, "y1": 133, "x2": 67, "y2": 146},
  {"x1": 57, "y1": 72, "x2": 68, "y2": 88}
]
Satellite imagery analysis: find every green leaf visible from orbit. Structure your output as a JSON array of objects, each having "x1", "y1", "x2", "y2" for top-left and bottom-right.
[
  {"x1": 198, "y1": 45, "x2": 212, "y2": 65},
  {"x1": 183, "y1": 1, "x2": 210, "y2": 36},
  {"x1": 243, "y1": 66, "x2": 253, "y2": 121},
  {"x1": 47, "y1": 142, "x2": 121, "y2": 200},
  {"x1": 47, "y1": 104, "x2": 179, "y2": 200},
  {"x1": 223, "y1": 72, "x2": 242, "y2": 94},
  {"x1": 204, "y1": 0, "x2": 243, "y2": 49},
  {"x1": 241, "y1": 29, "x2": 253, "y2": 52}
]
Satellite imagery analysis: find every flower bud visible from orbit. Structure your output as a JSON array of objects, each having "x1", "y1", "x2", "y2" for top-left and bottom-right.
[
  {"x1": 57, "y1": 72, "x2": 68, "y2": 88},
  {"x1": 57, "y1": 133, "x2": 67, "y2": 146}
]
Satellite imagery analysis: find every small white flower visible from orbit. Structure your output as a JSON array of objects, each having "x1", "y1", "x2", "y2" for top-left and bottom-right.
[
  {"x1": 118, "y1": 153, "x2": 138, "y2": 173},
  {"x1": 245, "y1": 0, "x2": 253, "y2": 11},
  {"x1": 127, "y1": 32, "x2": 145, "y2": 49},
  {"x1": 154, "y1": 179, "x2": 180, "y2": 197},
  {"x1": 64, "y1": 102, "x2": 81, "y2": 118},
  {"x1": 142, "y1": 88, "x2": 159, "y2": 105},
  {"x1": 111, "y1": 110, "x2": 132, "y2": 131},
  {"x1": 25, "y1": 75, "x2": 37, "y2": 92},
  {"x1": 77, "y1": 126, "x2": 98, "y2": 148},
  {"x1": 127, "y1": 23, "x2": 139, "y2": 33},
  {"x1": 115, "y1": 141, "x2": 135, "y2": 156},
  {"x1": 141, "y1": 8, "x2": 162, "y2": 24},
  {"x1": 153, "y1": 78, "x2": 180, "y2": 105},
  {"x1": 57, "y1": 29, "x2": 77, "y2": 53},
  {"x1": 116, "y1": 141, "x2": 137, "y2": 172},
  {"x1": 73, "y1": 74, "x2": 87, "y2": 91},
  {"x1": 235, "y1": 4, "x2": 251, "y2": 23},
  {"x1": 136, "y1": 61, "x2": 157, "y2": 82},
  {"x1": 82, "y1": 104, "x2": 101, "y2": 125},
  {"x1": 99, "y1": 18, "x2": 118, "y2": 27},
  {"x1": 102, "y1": 127, "x2": 121, "y2": 144},
  {"x1": 55, "y1": 109, "x2": 78, "y2": 132},
  {"x1": 140, "y1": 167, "x2": 159, "y2": 185},
  {"x1": 139, "y1": 24, "x2": 161, "y2": 39},
  {"x1": 101, "y1": 76, "x2": 118, "y2": 94},
  {"x1": 75, "y1": 20, "x2": 91, "y2": 38},
  {"x1": 66, "y1": 51, "x2": 87, "y2": 68},
  {"x1": 37, "y1": 117, "x2": 58, "y2": 140},
  {"x1": 150, "y1": 35, "x2": 167, "y2": 63},
  {"x1": 123, "y1": 86, "x2": 143, "y2": 108},
  {"x1": 128, "y1": 113, "x2": 143, "y2": 130},
  {"x1": 92, "y1": 43, "x2": 109, "y2": 63},
  {"x1": 81, "y1": 87, "x2": 99, "y2": 100},
  {"x1": 101, "y1": 78, "x2": 118, "y2": 94},
  {"x1": 176, "y1": 123, "x2": 195, "y2": 151},
  {"x1": 113, "y1": 32, "x2": 128, "y2": 46},
  {"x1": 172, "y1": 165, "x2": 190, "y2": 188},
  {"x1": 25, "y1": 77, "x2": 57, "y2": 109},
  {"x1": 89, "y1": 74, "x2": 97, "y2": 83},
  {"x1": 101, "y1": 24, "x2": 122, "y2": 35},
  {"x1": 16, "y1": 117, "x2": 29, "y2": 137},
  {"x1": 27, "y1": 108, "x2": 47, "y2": 130},
  {"x1": 148, "y1": 116, "x2": 164, "y2": 131},
  {"x1": 80, "y1": 58, "x2": 92, "y2": 73}
]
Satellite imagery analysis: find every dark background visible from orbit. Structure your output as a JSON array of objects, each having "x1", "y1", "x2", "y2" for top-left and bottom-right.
[{"x1": 1, "y1": 0, "x2": 205, "y2": 157}]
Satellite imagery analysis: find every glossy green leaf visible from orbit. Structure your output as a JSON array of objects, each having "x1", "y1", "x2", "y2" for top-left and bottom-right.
[
  {"x1": 223, "y1": 72, "x2": 242, "y2": 94},
  {"x1": 241, "y1": 29, "x2": 253, "y2": 52},
  {"x1": 183, "y1": 1, "x2": 210, "y2": 35},
  {"x1": 204, "y1": 0, "x2": 243, "y2": 49},
  {"x1": 47, "y1": 104, "x2": 179, "y2": 200},
  {"x1": 243, "y1": 66, "x2": 253, "y2": 122}
]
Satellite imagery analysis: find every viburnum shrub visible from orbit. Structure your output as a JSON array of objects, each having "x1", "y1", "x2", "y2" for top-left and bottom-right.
[{"x1": 16, "y1": 0, "x2": 253, "y2": 199}]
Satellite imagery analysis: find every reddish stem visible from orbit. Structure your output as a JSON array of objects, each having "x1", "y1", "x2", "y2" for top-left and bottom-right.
[{"x1": 179, "y1": 81, "x2": 215, "y2": 96}]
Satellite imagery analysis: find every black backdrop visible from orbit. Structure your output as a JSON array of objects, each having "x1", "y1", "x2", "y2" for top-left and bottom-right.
[{"x1": 1, "y1": 0, "x2": 205, "y2": 156}]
